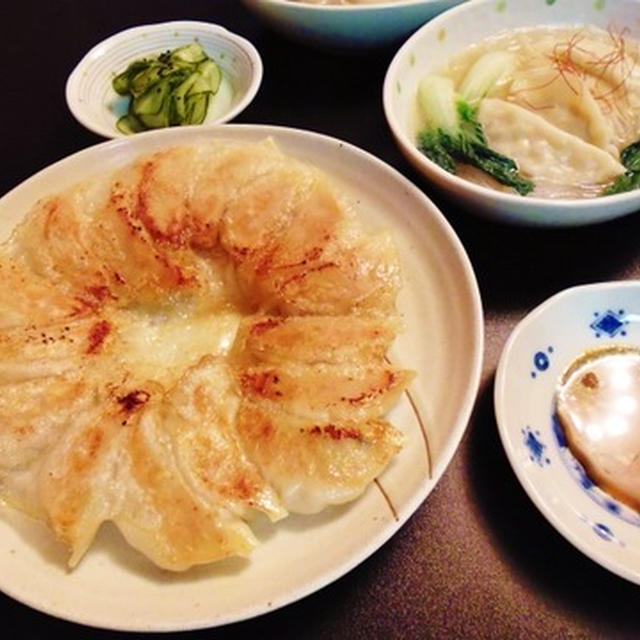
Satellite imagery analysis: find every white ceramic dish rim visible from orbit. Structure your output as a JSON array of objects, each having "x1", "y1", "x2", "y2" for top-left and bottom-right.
[
  {"x1": 494, "y1": 280, "x2": 640, "y2": 585},
  {"x1": 382, "y1": 0, "x2": 640, "y2": 226},
  {"x1": 0, "y1": 124, "x2": 484, "y2": 630},
  {"x1": 65, "y1": 20, "x2": 263, "y2": 139}
]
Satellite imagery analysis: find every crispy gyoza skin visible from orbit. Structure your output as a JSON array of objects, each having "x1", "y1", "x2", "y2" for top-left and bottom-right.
[{"x1": 0, "y1": 139, "x2": 411, "y2": 570}]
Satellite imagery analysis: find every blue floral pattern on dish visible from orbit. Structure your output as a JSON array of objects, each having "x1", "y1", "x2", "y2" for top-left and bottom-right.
[
  {"x1": 530, "y1": 346, "x2": 554, "y2": 378},
  {"x1": 522, "y1": 426, "x2": 550, "y2": 466},
  {"x1": 578, "y1": 516, "x2": 625, "y2": 547},
  {"x1": 590, "y1": 309, "x2": 627, "y2": 338}
]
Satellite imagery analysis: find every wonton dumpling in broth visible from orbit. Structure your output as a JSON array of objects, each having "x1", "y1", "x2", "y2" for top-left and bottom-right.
[
  {"x1": 422, "y1": 24, "x2": 640, "y2": 198},
  {"x1": 509, "y1": 68, "x2": 618, "y2": 156},
  {"x1": 0, "y1": 138, "x2": 411, "y2": 571},
  {"x1": 506, "y1": 27, "x2": 640, "y2": 156},
  {"x1": 478, "y1": 98, "x2": 626, "y2": 198}
]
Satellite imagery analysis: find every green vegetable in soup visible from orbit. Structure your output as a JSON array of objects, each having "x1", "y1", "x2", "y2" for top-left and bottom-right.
[
  {"x1": 416, "y1": 74, "x2": 534, "y2": 196},
  {"x1": 112, "y1": 42, "x2": 222, "y2": 134},
  {"x1": 602, "y1": 140, "x2": 640, "y2": 196}
]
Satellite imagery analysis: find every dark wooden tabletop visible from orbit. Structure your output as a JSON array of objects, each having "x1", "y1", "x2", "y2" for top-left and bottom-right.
[{"x1": 2, "y1": 1, "x2": 639, "y2": 638}]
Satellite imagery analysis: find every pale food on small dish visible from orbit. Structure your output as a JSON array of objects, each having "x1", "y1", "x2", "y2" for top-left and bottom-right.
[
  {"x1": 0, "y1": 137, "x2": 411, "y2": 571},
  {"x1": 556, "y1": 346, "x2": 640, "y2": 512}
]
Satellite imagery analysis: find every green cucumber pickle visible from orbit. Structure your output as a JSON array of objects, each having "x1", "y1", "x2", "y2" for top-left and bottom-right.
[{"x1": 112, "y1": 41, "x2": 224, "y2": 134}]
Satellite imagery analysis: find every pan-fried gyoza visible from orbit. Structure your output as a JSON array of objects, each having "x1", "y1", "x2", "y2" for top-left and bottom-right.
[{"x1": 0, "y1": 138, "x2": 411, "y2": 571}]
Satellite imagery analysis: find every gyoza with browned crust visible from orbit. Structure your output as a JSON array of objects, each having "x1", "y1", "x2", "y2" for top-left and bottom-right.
[{"x1": 0, "y1": 138, "x2": 412, "y2": 571}]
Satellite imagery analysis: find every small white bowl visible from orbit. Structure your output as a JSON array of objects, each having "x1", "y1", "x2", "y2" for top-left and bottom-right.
[
  {"x1": 383, "y1": 0, "x2": 640, "y2": 226},
  {"x1": 66, "y1": 21, "x2": 263, "y2": 138},
  {"x1": 495, "y1": 281, "x2": 640, "y2": 585},
  {"x1": 242, "y1": 0, "x2": 464, "y2": 49}
]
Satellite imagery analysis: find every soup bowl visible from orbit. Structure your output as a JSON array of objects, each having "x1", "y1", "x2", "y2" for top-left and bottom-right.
[{"x1": 383, "y1": 0, "x2": 640, "y2": 226}]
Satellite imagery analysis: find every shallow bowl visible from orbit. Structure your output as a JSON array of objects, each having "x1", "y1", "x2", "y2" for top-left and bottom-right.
[
  {"x1": 66, "y1": 21, "x2": 263, "y2": 138},
  {"x1": 495, "y1": 281, "x2": 640, "y2": 584},
  {"x1": 384, "y1": 0, "x2": 640, "y2": 226}
]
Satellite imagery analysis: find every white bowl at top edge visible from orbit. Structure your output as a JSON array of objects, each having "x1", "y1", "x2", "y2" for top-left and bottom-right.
[
  {"x1": 383, "y1": 0, "x2": 640, "y2": 227},
  {"x1": 65, "y1": 21, "x2": 263, "y2": 139},
  {"x1": 241, "y1": 0, "x2": 465, "y2": 49}
]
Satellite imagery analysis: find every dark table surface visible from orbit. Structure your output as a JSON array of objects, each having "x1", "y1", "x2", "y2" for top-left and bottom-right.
[{"x1": 2, "y1": 1, "x2": 640, "y2": 638}]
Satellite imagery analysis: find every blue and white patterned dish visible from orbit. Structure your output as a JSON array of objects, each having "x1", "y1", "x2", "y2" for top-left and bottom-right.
[{"x1": 495, "y1": 281, "x2": 640, "y2": 584}]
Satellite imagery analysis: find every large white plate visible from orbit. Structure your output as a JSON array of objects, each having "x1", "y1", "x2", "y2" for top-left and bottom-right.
[
  {"x1": 0, "y1": 125, "x2": 483, "y2": 631},
  {"x1": 495, "y1": 281, "x2": 640, "y2": 585}
]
